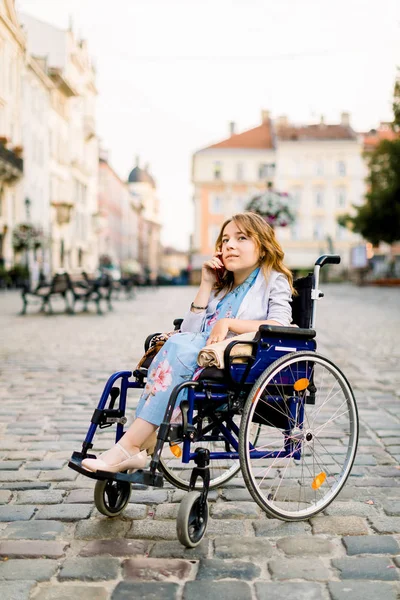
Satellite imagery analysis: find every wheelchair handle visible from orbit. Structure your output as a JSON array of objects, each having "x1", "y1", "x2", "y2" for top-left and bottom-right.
[{"x1": 315, "y1": 254, "x2": 341, "y2": 267}]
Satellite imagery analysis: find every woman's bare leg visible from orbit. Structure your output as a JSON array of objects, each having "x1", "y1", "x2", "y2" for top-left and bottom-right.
[{"x1": 118, "y1": 418, "x2": 157, "y2": 453}]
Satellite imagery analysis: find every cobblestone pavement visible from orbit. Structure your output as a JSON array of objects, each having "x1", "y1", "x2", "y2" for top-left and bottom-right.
[{"x1": 0, "y1": 284, "x2": 399, "y2": 600}]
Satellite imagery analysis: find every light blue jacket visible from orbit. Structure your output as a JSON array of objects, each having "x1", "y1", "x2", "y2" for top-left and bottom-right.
[{"x1": 181, "y1": 269, "x2": 292, "y2": 334}]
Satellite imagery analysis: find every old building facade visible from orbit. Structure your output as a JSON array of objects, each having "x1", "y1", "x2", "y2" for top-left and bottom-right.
[
  {"x1": 20, "y1": 12, "x2": 99, "y2": 274},
  {"x1": 0, "y1": 0, "x2": 24, "y2": 268},
  {"x1": 192, "y1": 111, "x2": 366, "y2": 277}
]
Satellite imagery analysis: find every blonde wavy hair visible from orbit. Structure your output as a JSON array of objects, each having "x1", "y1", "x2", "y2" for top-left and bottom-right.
[{"x1": 213, "y1": 212, "x2": 295, "y2": 295}]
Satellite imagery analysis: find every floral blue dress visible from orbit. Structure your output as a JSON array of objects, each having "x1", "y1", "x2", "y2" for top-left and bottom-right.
[{"x1": 135, "y1": 268, "x2": 260, "y2": 426}]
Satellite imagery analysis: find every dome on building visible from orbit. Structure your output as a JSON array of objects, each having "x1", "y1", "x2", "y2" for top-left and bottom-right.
[{"x1": 128, "y1": 157, "x2": 156, "y2": 188}]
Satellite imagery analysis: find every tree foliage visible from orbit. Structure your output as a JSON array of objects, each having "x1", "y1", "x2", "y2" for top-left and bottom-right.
[{"x1": 338, "y1": 77, "x2": 400, "y2": 245}]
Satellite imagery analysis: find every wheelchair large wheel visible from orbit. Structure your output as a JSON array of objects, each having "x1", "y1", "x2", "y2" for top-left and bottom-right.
[
  {"x1": 239, "y1": 351, "x2": 358, "y2": 521},
  {"x1": 176, "y1": 491, "x2": 209, "y2": 548},
  {"x1": 94, "y1": 479, "x2": 131, "y2": 517},
  {"x1": 159, "y1": 415, "x2": 260, "y2": 491}
]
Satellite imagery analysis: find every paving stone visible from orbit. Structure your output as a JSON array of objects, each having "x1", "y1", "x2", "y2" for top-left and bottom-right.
[
  {"x1": 328, "y1": 581, "x2": 399, "y2": 600},
  {"x1": 276, "y1": 535, "x2": 334, "y2": 556},
  {"x1": 154, "y1": 503, "x2": 179, "y2": 520},
  {"x1": 150, "y1": 540, "x2": 209, "y2": 559},
  {"x1": 254, "y1": 519, "x2": 311, "y2": 537},
  {"x1": 104, "y1": 504, "x2": 147, "y2": 520},
  {"x1": 128, "y1": 490, "x2": 169, "y2": 504},
  {"x1": 58, "y1": 557, "x2": 120, "y2": 581},
  {"x1": 0, "y1": 482, "x2": 50, "y2": 491},
  {"x1": 1, "y1": 581, "x2": 36, "y2": 600},
  {"x1": 0, "y1": 471, "x2": 41, "y2": 483},
  {"x1": 311, "y1": 516, "x2": 368, "y2": 535},
  {"x1": 75, "y1": 518, "x2": 131, "y2": 539},
  {"x1": 0, "y1": 506, "x2": 36, "y2": 521},
  {"x1": 268, "y1": 557, "x2": 331, "y2": 581},
  {"x1": 382, "y1": 500, "x2": 400, "y2": 516},
  {"x1": 183, "y1": 581, "x2": 252, "y2": 600},
  {"x1": 39, "y1": 470, "x2": 78, "y2": 482},
  {"x1": 128, "y1": 520, "x2": 177, "y2": 540},
  {"x1": 220, "y1": 489, "x2": 252, "y2": 502},
  {"x1": 214, "y1": 536, "x2": 273, "y2": 559},
  {"x1": 25, "y1": 460, "x2": 66, "y2": 470},
  {"x1": 123, "y1": 557, "x2": 193, "y2": 581},
  {"x1": 80, "y1": 539, "x2": 149, "y2": 557},
  {"x1": 210, "y1": 501, "x2": 260, "y2": 519},
  {"x1": 111, "y1": 581, "x2": 179, "y2": 600},
  {"x1": 332, "y1": 557, "x2": 399, "y2": 580},
  {"x1": 32, "y1": 585, "x2": 109, "y2": 600},
  {"x1": 0, "y1": 558, "x2": 58, "y2": 581},
  {"x1": 324, "y1": 501, "x2": 379, "y2": 517},
  {"x1": 353, "y1": 478, "x2": 400, "y2": 487},
  {"x1": 0, "y1": 490, "x2": 12, "y2": 504},
  {"x1": 2, "y1": 520, "x2": 65, "y2": 540},
  {"x1": 0, "y1": 540, "x2": 68, "y2": 558},
  {"x1": 64, "y1": 489, "x2": 94, "y2": 503},
  {"x1": 206, "y1": 519, "x2": 248, "y2": 537},
  {"x1": 369, "y1": 517, "x2": 400, "y2": 534},
  {"x1": 35, "y1": 504, "x2": 92, "y2": 521},
  {"x1": 255, "y1": 582, "x2": 325, "y2": 600},
  {"x1": 343, "y1": 535, "x2": 399, "y2": 555},
  {"x1": 197, "y1": 558, "x2": 260, "y2": 580},
  {"x1": 15, "y1": 490, "x2": 65, "y2": 505},
  {"x1": 0, "y1": 461, "x2": 23, "y2": 470},
  {"x1": 168, "y1": 489, "x2": 218, "y2": 503}
]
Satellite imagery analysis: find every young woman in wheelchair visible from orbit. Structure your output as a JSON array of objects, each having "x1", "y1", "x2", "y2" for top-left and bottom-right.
[{"x1": 82, "y1": 212, "x2": 295, "y2": 475}]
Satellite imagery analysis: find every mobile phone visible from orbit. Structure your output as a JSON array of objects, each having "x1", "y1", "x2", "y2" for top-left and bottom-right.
[{"x1": 215, "y1": 265, "x2": 226, "y2": 283}]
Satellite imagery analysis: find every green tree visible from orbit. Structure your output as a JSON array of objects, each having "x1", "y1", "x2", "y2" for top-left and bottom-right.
[{"x1": 338, "y1": 77, "x2": 400, "y2": 245}]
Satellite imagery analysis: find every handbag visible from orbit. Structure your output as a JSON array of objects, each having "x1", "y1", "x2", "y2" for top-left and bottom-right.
[{"x1": 136, "y1": 331, "x2": 177, "y2": 369}]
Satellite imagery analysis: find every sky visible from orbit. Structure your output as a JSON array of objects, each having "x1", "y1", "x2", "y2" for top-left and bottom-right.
[{"x1": 16, "y1": 0, "x2": 400, "y2": 251}]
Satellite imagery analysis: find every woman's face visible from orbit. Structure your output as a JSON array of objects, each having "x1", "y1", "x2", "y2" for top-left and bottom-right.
[{"x1": 220, "y1": 220, "x2": 260, "y2": 272}]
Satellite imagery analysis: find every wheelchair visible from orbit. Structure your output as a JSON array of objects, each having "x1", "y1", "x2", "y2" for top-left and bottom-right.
[{"x1": 69, "y1": 254, "x2": 359, "y2": 547}]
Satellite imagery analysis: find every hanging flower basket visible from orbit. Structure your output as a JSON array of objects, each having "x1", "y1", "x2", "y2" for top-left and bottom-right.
[
  {"x1": 245, "y1": 189, "x2": 296, "y2": 228},
  {"x1": 12, "y1": 223, "x2": 45, "y2": 252}
]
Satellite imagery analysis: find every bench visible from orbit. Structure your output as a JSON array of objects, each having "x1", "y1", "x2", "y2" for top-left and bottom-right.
[{"x1": 21, "y1": 272, "x2": 72, "y2": 315}]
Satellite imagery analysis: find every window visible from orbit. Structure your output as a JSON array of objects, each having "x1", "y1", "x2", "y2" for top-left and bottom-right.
[
  {"x1": 259, "y1": 163, "x2": 275, "y2": 180},
  {"x1": 236, "y1": 162, "x2": 244, "y2": 181},
  {"x1": 337, "y1": 161, "x2": 346, "y2": 176},
  {"x1": 313, "y1": 220, "x2": 324, "y2": 240},
  {"x1": 336, "y1": 188, "x2": 346, "y2": 207},
  {"x1": 315, "y1": 161, "x2": 323, "y2": 176},
  {"x1": 291, "y1": 223, "x2": 300, "y2": 240},
  {"x1": 214, "y1": 161, "x2": 222, "y2": 180},
  {"x1": 210, "y1": 194, "x2": 223, "y2": 214},
  {"x1": 208, "y1": 224, "x2": 220, "y2": 249},
  {"x1": 235, "y1": 196, "x2": 246, "y2": 211},
  {"x1": 314, "y1": 189, "x2": 324, "y2": 207},
  {"x1": 336, "y1": 223, "x2": 346, "y2": 240},
  {"x1": 290, "y1": 188, "x2": 302, "y2": 207}
]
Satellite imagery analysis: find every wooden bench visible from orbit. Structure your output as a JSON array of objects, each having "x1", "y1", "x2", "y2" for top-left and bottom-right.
[{"x1": 21, "y1": 272, "x2": 72, "y2": 315}]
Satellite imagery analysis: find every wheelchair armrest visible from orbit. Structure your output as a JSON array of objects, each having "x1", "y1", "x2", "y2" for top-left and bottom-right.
[
  {"x1": 173, "y1": 318, "x2": 183, "y2": 330},
  {"x1": 144, "y1": 332, "x2": 161, "y2": 351},
  {"x1": 223, "y1": 338, "x2": 258, "y2": 388},
  {"x1": 256, "y1": 325, "x2": 316, "y2": 340}
]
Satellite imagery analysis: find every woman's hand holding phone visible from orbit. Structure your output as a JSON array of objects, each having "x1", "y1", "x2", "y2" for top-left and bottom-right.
[{"x1": 201, "y1": 251, "x2": 225, "y2": 285}]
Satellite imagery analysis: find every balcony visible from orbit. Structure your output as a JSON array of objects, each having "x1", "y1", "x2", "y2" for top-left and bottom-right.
[
  {"x1": 0, "y1": 141, "x2": 23, "y2": 182},
  {"x1": 51, "y1": 201, "x2": 74, "y2": 226}
]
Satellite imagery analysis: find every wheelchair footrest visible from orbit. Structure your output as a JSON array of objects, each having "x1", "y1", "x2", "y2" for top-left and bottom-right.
[{"x1": 68, "y1": 451, "x2": 164, "y2": 487}]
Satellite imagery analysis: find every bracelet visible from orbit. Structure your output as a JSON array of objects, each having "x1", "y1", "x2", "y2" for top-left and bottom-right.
[{"x1": 191, "y1": 302, "x2": 207, "y2": 310}]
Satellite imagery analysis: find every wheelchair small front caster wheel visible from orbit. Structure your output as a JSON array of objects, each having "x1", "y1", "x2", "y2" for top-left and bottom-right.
[
  {"x1": 176, "y1": 491, "x2": 209, "y2": 548},
  {"x1": 94, "y1": 479, "x2": 131, "y2": 517}
]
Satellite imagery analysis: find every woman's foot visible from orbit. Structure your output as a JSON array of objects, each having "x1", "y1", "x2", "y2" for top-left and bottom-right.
[{"x1": 81, "y1": 443, "x2": 148, "y2": 473}]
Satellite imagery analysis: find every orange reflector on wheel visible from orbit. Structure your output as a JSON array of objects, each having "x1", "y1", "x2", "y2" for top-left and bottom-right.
[
  {"x1": 170, "y1": 444, "x2": 182, "y2": 458},
  {"x1": 294, "y1": 378, "x2": 310, "y2": 392},
  {"x1": 311, "y1": 472, "x2": 326, "y2": 490}
]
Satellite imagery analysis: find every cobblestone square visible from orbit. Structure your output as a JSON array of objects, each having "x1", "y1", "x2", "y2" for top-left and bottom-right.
[{"x1": 0, "y1": 285, "x2": 400, "y2": 598}]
